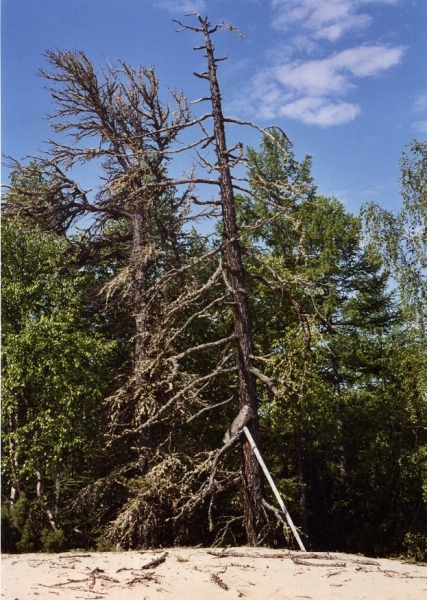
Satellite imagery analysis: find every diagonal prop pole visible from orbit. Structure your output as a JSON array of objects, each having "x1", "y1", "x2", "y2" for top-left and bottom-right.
[{"x1": 243, "y1": 426, "x2": 306, "y2": 551}]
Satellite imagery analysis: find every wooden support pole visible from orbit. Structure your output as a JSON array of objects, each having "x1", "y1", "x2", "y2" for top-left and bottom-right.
[{"x1": 243, "y1": 426, "x2": 307, "y2": 552}]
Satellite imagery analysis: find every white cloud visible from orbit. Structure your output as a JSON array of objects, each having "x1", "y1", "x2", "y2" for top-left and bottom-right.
[
  {"x1": 334, "y1": 45, "x2": 404, "y2": 76},
  {"x1": 273, "y1": 58, "x2": 351, "y2": 96},
  {"x1": 243, "y1": 44, "x2": 404, "y2": 126},
  {"x1": 411, "y1": 92, "x2": 427, "y2": 132},
  {"x1": 412, "y1": 121, "x2": 427, "y2": 133},
  {"x1": 279, "y1": 97, "x2": 361, "y2": 126},
  {"x1": 272, "y1": 45, "x2": 404, "y2": 98},
  {"x1": 271, "y1": 0, "x2": 399, "y2": 42},
  {"x1": 234, "y1": 0, "x2": 404, "y2": 126},
  {"x1": 413, "y1": 92, "x2": 427, "y2": 113},
  {"x1": 153, "y1": 0, "x2": 206, "y2": 14}
]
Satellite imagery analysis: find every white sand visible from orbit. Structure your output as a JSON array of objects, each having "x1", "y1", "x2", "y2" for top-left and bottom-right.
[{"x1": 2, "y1": 547, "x2": 426, "y2": 599}]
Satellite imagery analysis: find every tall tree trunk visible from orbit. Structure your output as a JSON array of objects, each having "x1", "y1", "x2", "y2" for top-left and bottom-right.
[
  {"x1": 8, "y1": 414, "x2": 20, "y2": 508},
  {"x1": 294, "y1": 422, "x2": 309, "y2": 542},
  {"x1": 329, "y1": 331, "x2": 346, "y2": 478},
  {"x1": 36, "y1": 464, "x2": 58, "y2": 531},
  {"x1": 197, "y1": 16, "x2": 269, "y2": 545},
  {"x1": 55, "y1": 468, "x2": 61, "y2": 518},
  {"x1": 133, "y1": 208, "x2": 148, "y2": 373},
  {"x1": 132, "y1": 208, "x2": 153, "y2": 476}
]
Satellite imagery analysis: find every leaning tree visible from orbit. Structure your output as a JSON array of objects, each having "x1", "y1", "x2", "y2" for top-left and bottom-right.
[{"x1": 168, "y1": 14, "x2": 316, "y2": 546}]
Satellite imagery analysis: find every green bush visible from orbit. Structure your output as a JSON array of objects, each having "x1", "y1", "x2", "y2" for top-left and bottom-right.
[
  {"x1": 41, "y1": 528, "x2": 66, "y2": 553},
  {"x1": 1, "y1": 503, "x2": 19, "y2": 553},
  {"x1": 403, "y1": 532, "x2": 427, "y2": 562},
  {"x1": 96, "y1": 536, "x2": 116, "y2": 552}
]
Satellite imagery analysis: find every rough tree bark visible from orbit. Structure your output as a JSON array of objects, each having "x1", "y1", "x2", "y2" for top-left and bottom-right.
[
  {"x1": 294, "y1": 422, "x2": 309, "y2": 541},
  {"x1": 181, "y1": 14, "x2": 269, "y2": 545}
]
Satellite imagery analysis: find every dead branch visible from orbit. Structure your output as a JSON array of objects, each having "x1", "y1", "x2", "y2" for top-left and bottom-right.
[
  {"x1": 211, "y1": 573, "x2": 229, "y2": 590},
  {"x1": 207, "y1": 550, "x2": 291, "y2": 559},
  {"x1": 141, "y1": 552, "x2": 168, "y2": 569},
  {"x1": 128, "y1": 572, "x2": 160, "y2": 586},
  {"x1": 261, "y1": 498, "x2": 291, "y2": 542},
  {"x1": 187, "y1": 395, "x2": 234, "y2": 423},
  {"x1": 291, "y1": 556, "x2": 346, "y2": 568}
]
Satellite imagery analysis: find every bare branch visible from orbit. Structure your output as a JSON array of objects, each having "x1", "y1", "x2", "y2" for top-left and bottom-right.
[{"x1": 187, "y1": 395, "x2": 234, "y2": 423}]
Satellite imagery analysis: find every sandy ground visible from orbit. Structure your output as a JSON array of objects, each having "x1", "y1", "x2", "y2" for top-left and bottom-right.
[{"x1": 1, "y1": 547, "x2": 427, "y2": 600}]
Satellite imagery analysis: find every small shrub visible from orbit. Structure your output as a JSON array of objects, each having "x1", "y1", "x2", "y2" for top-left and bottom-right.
[
  {"x1": 41, "y1": 528, "x2": 66, "y2": 553},
  {"x1": 1, "y1": 503, "x2": 19, "y2": 553},
  {"x1": 403, "y1": 532, "x2": 427, "y2": 562},
  {"x1": 96, "y1": 536, "x2": 116, "y2": 552},
  {"x1": 16, "y1": 522, "x2": 36, "y2": 553}
]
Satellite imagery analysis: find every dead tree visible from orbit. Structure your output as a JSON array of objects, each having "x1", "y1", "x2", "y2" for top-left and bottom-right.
[
  {"x1": 175, "y1": 14, "x2": 270, "y2": 545},
  {"x1": 5, "y1": 51, "x2": 192, "y2": 374},
  {"x1": 3, "y1": 52, "x2": 211, "y2": 546}
]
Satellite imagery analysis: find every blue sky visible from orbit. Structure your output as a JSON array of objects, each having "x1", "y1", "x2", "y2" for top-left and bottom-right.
[{"x1": 2, "y1": 0, "x2": 426, "y2": 216}]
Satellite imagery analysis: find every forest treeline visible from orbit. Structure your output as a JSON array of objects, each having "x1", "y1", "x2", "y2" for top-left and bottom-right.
[{"x1": 2, "y1": 16, "x2": 426, "y2": 558}]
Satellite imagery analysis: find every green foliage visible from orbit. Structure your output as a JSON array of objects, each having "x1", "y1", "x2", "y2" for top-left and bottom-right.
[
  {"x1": 404, "y1": 532, "x2": 427, "y2": 562},
  {"x1": 1, "y1": 503, "x2": 20, "y2": 553},
  {"x1": 1, "y1": 494, "x2": 42, "y2": 553},
  {"x1": 40, "y1": 529, "x2": 66, "y2": 553},
  {"x1": 238, "y1": 131, "x2": 427, "y2": 556},
  {"x1": 2, "y1": 220, "x2": 114, "y2": 467},
  {"x1": 363, "y1": 139, "x2": 427, "y2": 328},
  {"x1": 95, "y1": 537, "x2": 117, "y2": 552},
  {"x1": 358, "y1": 140, "x2": 427, "y2": 556},
  {"x1": 2, "y1": 62, "x2": 426, "y2": 556},
  {"x1": 1, "y1": 215, "x2": 118, "y2": 549}
]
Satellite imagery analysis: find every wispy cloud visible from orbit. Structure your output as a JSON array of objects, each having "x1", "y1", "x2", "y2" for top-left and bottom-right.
[
  {"x1": 412, "y1": 92, "x2": 427, "y2": 133},
  {"x1": 273, "y1": 46, "x2": 404, "y2": 96},
  {"x1": 279, "y1": 97, "x2": 361, "y2": 126},
  {"x1": 243, "y1": 44, "x2": 404, "y2": 126},
  {"x1": 271, "y1": 0, "x2": 399, "y2": 42},
  {"x1": 413, "y1": 122, "x2": 427, "y2": 133},
  {"x1": 413, "y1": 92, "x2": 427, "y2": 113},
  {"x1": 238, "y1": 0, "x2": 404, "y2": 126},
  {"x1": 153, "y1": 0, "x2": 206, "y2": 14}
]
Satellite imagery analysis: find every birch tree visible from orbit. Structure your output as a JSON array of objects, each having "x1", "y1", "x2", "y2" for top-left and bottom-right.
[
  {"x1": 1, "y1": 216, "x2": 115, "y2": 550},
  {"x1": 364, "y1": 140, "x2": 427, "y2": 328}
]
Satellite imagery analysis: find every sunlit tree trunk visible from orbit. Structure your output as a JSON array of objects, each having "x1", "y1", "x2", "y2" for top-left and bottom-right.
[
  {"x1": 8, "y1": 413, "x2": 20, "y2": 508},
  {"x1": 36, "y1": 463, "x2": 58, "y2": 531}
]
